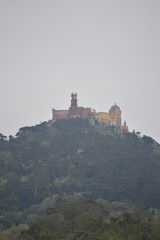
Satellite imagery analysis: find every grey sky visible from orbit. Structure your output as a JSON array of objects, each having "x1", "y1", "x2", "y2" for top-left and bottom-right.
[{"x1": 0, "y1": 0, "x2": 160, "y2": 142}]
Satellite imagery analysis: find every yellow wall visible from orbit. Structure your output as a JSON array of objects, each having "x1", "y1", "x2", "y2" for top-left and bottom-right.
[{"x1": 98, "y1": 112, "x2": 112, "y2": 120}]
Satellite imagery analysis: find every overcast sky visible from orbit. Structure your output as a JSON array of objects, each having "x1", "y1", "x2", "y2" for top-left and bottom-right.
[{"x1": 0, "y1": 0, "x2": 160, "y2": 142}]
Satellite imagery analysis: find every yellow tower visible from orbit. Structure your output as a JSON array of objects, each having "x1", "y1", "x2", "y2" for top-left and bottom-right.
[{"x1": 109, "y1": 103, "x2": 121, "y2": 127}]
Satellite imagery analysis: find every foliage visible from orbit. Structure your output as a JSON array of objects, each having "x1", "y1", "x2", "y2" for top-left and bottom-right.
[
  {"x1": 19, "y1": 201, "x2": 160, "y2": 240},
  {"x1": 0, "y1": 118, "x2": 160, "y2": 237},
  {"x1": 0, "y1": 224, "x2": 28, "y2": 240}
]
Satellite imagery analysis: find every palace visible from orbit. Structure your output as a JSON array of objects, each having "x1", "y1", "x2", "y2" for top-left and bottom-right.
[
  {"x1": 52, "y1": 93, "x2": 128, "y2": 132},
  {"x1": 52, "y1": 93, "x2": 91, "y2": 119}
]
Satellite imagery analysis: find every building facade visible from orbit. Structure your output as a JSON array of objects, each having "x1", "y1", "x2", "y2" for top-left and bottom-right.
[
  {"x1": 52, "y1": 93, "x2": 91, "y2": 119},
  {"x1": 52, "y1": 93, "x2": 128, "y2": 132}
]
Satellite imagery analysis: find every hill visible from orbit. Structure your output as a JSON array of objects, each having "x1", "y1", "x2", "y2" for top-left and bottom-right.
[
  {"x1": 18, "y1": 201, "x2": 160, "y2": 240},
  {"x1": 0, "y1": 118, "x2": 160, "y2": 237}
]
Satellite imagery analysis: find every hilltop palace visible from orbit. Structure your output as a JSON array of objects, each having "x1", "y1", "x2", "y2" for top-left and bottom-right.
[{"x1": 52, "y1": 93, "x2": 128, "y2": 132}]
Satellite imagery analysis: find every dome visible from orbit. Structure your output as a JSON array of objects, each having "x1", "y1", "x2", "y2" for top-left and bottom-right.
[{"x1": 109, "y1": 103, "x2": 120, "y2": 113}]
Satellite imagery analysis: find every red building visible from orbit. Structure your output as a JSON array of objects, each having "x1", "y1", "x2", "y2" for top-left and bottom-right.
[{"x1": 52, "y1": 93, "x2": 91, "y2": 120}]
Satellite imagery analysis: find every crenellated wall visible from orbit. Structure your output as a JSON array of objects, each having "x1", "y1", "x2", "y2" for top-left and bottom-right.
[{"x1": 52, "y1": 93, "x2": 128, "y2": 132}]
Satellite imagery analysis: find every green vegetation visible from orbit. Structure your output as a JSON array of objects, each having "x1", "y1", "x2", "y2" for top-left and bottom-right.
[
  {"x1": 0, "y1": 118, "x2": 160, "y2": 239},
  {"x1": 19, "y1": 201, "x2": 160, "y2": 240}
]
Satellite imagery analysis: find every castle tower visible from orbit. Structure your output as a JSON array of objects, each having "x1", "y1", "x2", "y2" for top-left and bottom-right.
[
  {"x1": 69, "y1": 93, "x2": 78, "y2": 116},
  {"x1": 109, "y1": 103, "x2": 121, "y2": 127},
  {"x1": 71, "y1": 93, "x2": 77, "y2": 108},
  {"x1": 122, "y1": 120, "x2": 128, "y2": 132}
]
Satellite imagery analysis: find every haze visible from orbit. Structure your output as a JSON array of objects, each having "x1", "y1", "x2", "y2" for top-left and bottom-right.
[{"x1": 0, "y1": 0, "x2": 160, "y2": 143}]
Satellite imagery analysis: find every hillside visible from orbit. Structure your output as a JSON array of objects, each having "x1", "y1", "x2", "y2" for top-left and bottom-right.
[
  {"x1": 19, "y1": 201, "x2": 160, "y2": 240},
  {"x1": 0, "y1": 118, "x2": 160, "y2": 237}
]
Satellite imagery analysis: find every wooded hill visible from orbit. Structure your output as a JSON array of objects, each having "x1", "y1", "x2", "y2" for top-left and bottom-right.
[
  {"x1": 19, "y1": 201, "x2": 160, "y2": 240},
  {"x1": 0, "y1": 118, "x2": 160, "y2": 238}
]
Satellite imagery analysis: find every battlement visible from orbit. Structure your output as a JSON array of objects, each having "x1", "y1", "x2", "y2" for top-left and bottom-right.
[
  {"x1": 52, "y1": 93, "x2": 91, "y2": 119},
  {"x1": 52, "y1": 93, "x2": 128, "y2": 132}
]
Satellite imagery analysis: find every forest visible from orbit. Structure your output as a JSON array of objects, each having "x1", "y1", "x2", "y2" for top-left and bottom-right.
[{"x1": 0, "y1": 118, "x2": 160, "y2": 239}]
